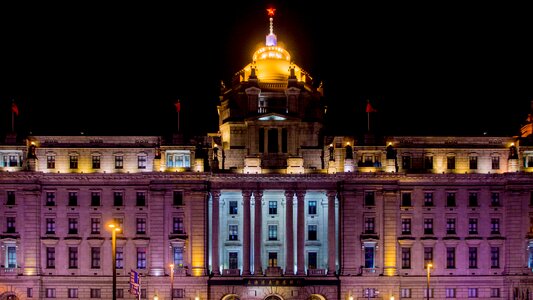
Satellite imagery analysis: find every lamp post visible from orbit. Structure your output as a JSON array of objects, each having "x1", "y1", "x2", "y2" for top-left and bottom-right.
[
  {"x1": 426, "y1": 263, "x2": 433, "y2": 300},
  {"x1": 170, "y1": 263, "x2": 175, "y2": 300},
  {"x1": 108, "y1": 223, "x2": 121, "y2": 300}
]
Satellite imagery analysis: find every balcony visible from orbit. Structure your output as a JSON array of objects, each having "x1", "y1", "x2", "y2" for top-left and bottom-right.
[
  {"x1": 307, "y1": 268, "x2": 326, "y2": 276},
  {"x1": 1, "y1": 267, "x2": 21, "y2": 276},
  {"x1": 361, "y1": 267, "x2": 379, "y2": 276},
  {"x1": 265, "y1": 266, "x2": 282, "y2": 276},
  {"x1": 172, "y1": 267, "x2": 189, "y2": 277},
  {"x1": 222, "y1": 269, "x2": 240, "y2": 276}
]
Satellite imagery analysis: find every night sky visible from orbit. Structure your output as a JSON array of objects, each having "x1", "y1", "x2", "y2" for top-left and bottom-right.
[{"x1": 1, "y1": 2, "x2": 532, "y2": 140}]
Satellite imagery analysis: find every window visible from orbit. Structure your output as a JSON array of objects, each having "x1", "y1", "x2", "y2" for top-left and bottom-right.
[
  {"x1": 364, "y1": 191, "x2": 375, "y2": 206},
  {"x1": 491, "y1": 156, "x2": 500, "y2": 170},
  {"x1": 173, "y1": 191, "x2": 183, "y2": 206},
  {"x1": 229, "y1": 252, "x2": 238, "y2": 269},
  {"x1": 173, "y1": 247, "x2": 184, "y2": 267},
  {"x1": 46, "y1": 192, "x2": 56, "y2": 206},
  {"x1": 268, "y1": 225, "x2": 278, "y2": 241},
  {"x1": 68, "y1": 288, "x2": 78, "y2": 298},
  {"x1": 445, "y1": 288, "x2": 456, "y2": 298},
  {"x1": 401, "y1": 218, "x2": 411, "y2": 235},
  {"x1": 446, "y1": 247, "x2": 455, "y2": 269},
  {"x1": 91, "y1": 218, "x2": 101, "y2": 234},
  {"x1": 446, "y1": 192, "x2": 456, "y2": 207},
  {"x1": 141, "y1": 289, "x2": 147, "y2": 299},
  {"x1": 116, "y1": 247, "x2": 124, "y2": 269},
  {"x1": 69, "y1": 155, "x2": 78, "y2": 169},
  {"x1": 166, "y1": 151, "x2": 191, "y2": 168},
  {"x1": 173, "y1": 217, "x2": 184, "y2": 234},
  {"x1": 92, "y1": 155, "x2": 101, "y2": 169},
  {"x1": 90, "y1": 288, "x2": 101, "y2": 298},
  {"x1": 491, "y1": 218, "x2": 500, "y2": 234},
  {"x1": 268, "y1": 252, "x2": 278, "y2": 267},
  {"x1": 113, "y1": 218, "x2": 124, "y2": 234},
  {"x1": 468, "y1": 218, "x2": 478, "y2": 234},
  {"x1": 308, "y1": 200, "x2": 317, "y2": 214},
  {"x1": 46, "y1": 288, "x2": 56, "y2": 298},
  {"x1": 468, "y1": 288, "x2": 478, "y2": 298},
  {"x1": 424, "y1": 247, "x2": 433, "y2": 268},
  {"x1": 424, "y1": 288, "x2": 434, "y2": 299},
  {"x1": 490, "y1": 288, "x2": 500, "y2": 298},
  {"x1": 401, "y1": 247, "x2": 411, "y2": 269},
  {"x1": 446, "y1": 218, "x2": 456, "y2": 234},
  {"x1": 91, "y1": 192, "x2": 101, "y2": 206},
  {"x1": 46, "y1": 247, "x2": 55, "y2": 268},
  {"x1": 308, "y1": 225, "x2": 317, "y2": 240},
  {"x1": 47, "y1": 156, "x2": 56, "y2": 169},
  {"x1": 6, "y1": 191, "x2": 15, "y2": 205},
  {"x1": 68, "y1": 192, "x2": 78, "y2": 206},
  {"x1": 229, "y1": 201, "x2": 238, "y2": 214},
  {"x1": 268, "y1": 128, "x2": 278, "y2": 153},
  {"x1": 113, "y1": 192, "x2": 123, "y2": 206},
  {"x1": 27, "y1": 288, "x2": 33, "y2": 298},
  {"x1": 114, "y1": 155, "x2": 123, "y2": 169},
  {"x1": 136, "y1": 192, "x2": 146, "y2": 206},
  {"x1": 91, "y1": 247, "x2": 101, "y2": 269},
  {"x1": 364, "y1": 288, "x2": 378, "y2": 298},
  {"x1": 424, "y1": 192, "x2": 434, "y2": 206},
  {"x1": 269, "y1": 201, "x2": 277, "y2": 214},
  {"x1": 424, "y1": 218, "x2": 433, "y2": 235},
  {"x1": 68, "y1": 218, "x2": 78, "y2": 234},
  {"x1": 400, "y1": 289, "x2": 411, "y2": 299},
  {"x1": 69, "y1": 247, "x2": 78, "y2": 268},
  {"x1": 491, "y1": 192, "x2": 500, "y2": 206},
  {"x1": 424, "y1": 156, "x2": 433, "y2": 169},
  {"x1": 173, "y1": 289, "x2": 185, "y2": 298},
  {"x1": 364, "y1": 217, "x2": 375, "y2": 234},
  {"x1": 447, "y1": 156, "x2": 456, "y2": 170},
  {"x1": 137, "y1": 247, "x2": 147, "y2": 269},
  {"x1": 468, "y1": 192, "x2": 478, "y2": 207},
  {"x1": 6, "y1": 245, "x2": 16, "y2": 268},
  {"x1": 469, "y1": 156, "x2": 478, "y2": 170},
  {"x1": 137, "y1": 155, "x2": 147, "y2": 169},
  {"x1": 402, "y1": 155, "x2": 411, "y2": 169},
  {"x1": 44, "y1": 218, "x2": 55, "y2": 234},
  {"x1": 364, "y1": 244, "x2": 375, "y2": 268},
  {"x1": 229, "y1": 225, "x2": 238, "y2": 241},
  {"x1": 6, "y1": 217, "x2": 16, "y2": 233},
  {"x1": 401, "y1": 192, "x2": 412, "y2": 207},
  {"x1": 117, "y1": 289, "x2": 124, "y2": 299},
  {"x1": 136, "y1": 218, "x2": 146, "y2": 234},
  {"x1": 491, "y1": 247, "x2": 500, "y2": 268},
  {"x1": 469, "y1": 247, "x2": 478, "y2": 268}
]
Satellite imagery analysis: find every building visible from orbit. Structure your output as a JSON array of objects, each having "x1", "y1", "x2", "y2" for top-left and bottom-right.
[{"x1": 2, "y1": 9, "x2": 533, "y2": 300}]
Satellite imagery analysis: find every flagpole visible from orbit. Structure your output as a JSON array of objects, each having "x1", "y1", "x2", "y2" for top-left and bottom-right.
[
  {"x1": 367, "y1": 111, "x2": 370, "y2": 132},
  {"x1": 11, "y1": 109, "x2": 14, "y2": 132}
]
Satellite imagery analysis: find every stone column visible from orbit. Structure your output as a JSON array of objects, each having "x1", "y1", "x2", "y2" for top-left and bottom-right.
[
  {"x1": 383, "y1": 190, "x2": 398, "y2": 276},
  {"x1": 327, "y1": 191, "x2": 336, "y2": 275},
  {"x1": 242, "y1": 190, "x2": 252, "y2": 275},
  {"x1": 285, "y1": 191, "x2": 295, "y2": 275},
  {"x1": 296, "y1": 191, "x2": 306, "y2": 275},
  {"x1": 211, "y1": 190, "x2": 221, "y2": 275},
  {"x1": 253, "y1": 190, "x2": 263, "y2": 275}
]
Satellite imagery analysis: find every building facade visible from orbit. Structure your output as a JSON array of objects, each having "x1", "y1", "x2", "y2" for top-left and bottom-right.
[{"x1": 2, "y1": 10, "x2": 533, "y2": 300}]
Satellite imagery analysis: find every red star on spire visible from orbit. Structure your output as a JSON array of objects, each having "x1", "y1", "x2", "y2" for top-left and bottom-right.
[{"x1": 266, "y1": 8, "x2": 276, "y2": 17}]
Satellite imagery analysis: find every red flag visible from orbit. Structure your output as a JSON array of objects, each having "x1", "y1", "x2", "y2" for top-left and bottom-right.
[
  {"x1": 174, "y1": 100, "x2": 181, "y2": 113},
  {"x1": 11, "y1": 102, "x2": 19, "y2": 116},
  {"x1": 365, "y1": 100, "x2": 377, "y2": 113}
]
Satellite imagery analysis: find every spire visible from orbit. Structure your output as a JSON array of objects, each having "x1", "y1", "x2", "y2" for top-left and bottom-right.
[{"x1": 265, "y1": 8, "x2": 277, "y2": 46}]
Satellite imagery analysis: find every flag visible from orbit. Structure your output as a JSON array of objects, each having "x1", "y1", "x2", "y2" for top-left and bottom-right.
[
  {"x1": 175, "y1": 100, "x2": 181, "y2": 113},
  {"x1": 129, "y1": 269, "x2": 140, "y2": 296},
  {"x1": 365, "y1": 100, "x2": 377, "y2": 113},
  {"x1": 11, "y1": 102, "x2": 19, "y2": 116}
]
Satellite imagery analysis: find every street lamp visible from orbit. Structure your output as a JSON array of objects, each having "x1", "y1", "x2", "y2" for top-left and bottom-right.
[
  {"x1": 108, "y1": 223, "x2": 121, "y2": 300},
  {"x1": 170, "y1": 263, "x2": 175, "y2": 300},
  {"x1": 426, "y1": 263, "x2": 433, "y2": 300}
]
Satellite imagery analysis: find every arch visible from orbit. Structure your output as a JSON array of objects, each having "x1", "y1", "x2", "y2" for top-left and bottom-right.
[
  {"x1": 0, "y1": 292, "x2": 19, "y2": 300},
  {"x1": 308, "y1": 294, "x2": 327, "y2": 300},
  {"x1": 264, "y1": 294, "x2": 284, "y2": 300},
  {"x1": 221, "y1": 294, "x2": 240, "y2": 300}
]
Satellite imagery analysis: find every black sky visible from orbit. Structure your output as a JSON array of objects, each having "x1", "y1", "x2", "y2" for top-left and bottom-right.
[{"x1": 1, "y1": 2, "x2": 532, "y2": 140}]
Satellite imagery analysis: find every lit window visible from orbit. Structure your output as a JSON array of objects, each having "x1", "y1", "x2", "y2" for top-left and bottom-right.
[
  {"x1": 136, "y1": 247, "x2": 147, "y2": 269},
  {"x1": 114, "y1": 156, "x2": 123, "y2": 169},
  {"x1": 91, "y1": 247, "x2": 101, "y2": 269},
  {"x1": 268, "y1": 225, "x2": 278, "y2": 240},
  {"x1": 137, "y1": 155, "x2": 147, "y2": 169}
]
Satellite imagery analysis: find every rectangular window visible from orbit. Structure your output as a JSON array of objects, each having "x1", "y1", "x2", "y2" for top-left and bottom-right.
[
  {"x1": 446, "y1": 247, "x2": 455, "y2": 269},
  {"x1": 116, "y1": 247, "x2": 124, "y2": 269},
  {"x1": 364, "y1": 217, "x2": 375, "y2": 234},
  {"x1": 114, "y1": 156, "x2": 123, "y2": 169},
  {"x1": 267, "y1": 128, "x2": 278, "y2": 153},
  {"x1": 141, "y1": 289, "x2": 147, "y2": 299},
  {"x1": 113, "y1": 218, "x2": 124, "y2": 234},
  {"x1": 447, "y1": 156, "x2": 456, "y2": 170},
  {"x1": 468, "y1": 192, "x2": 478, "y2": 207},
  {"x1": 173, "y1": 289, "x2": 185, "y2": 299},
  {"x1": 6, "y1": 217, "x2": 16, "y2": 233},
  {"x1": 69, "y1": 155, "x2": 78, "y2": 169},
  {"x1": 445, "y1": 288, "x2": 456, "y2": 298},
  {"x1": 364, "y1": 245, "x2": 375, "y2": 268},
  {"x1": 136, "y1": 192, "x2": 146, "y2": 206},
  {"x1": 229, "y1": 252, "x2": 238, "y2": 269},
  {"x1": 446, "y1": 192, "x2": 456, "y2": 207},
  {"x1": 173, "y1": 217, "x2": 184, "y2": 234},
  {"x1": 259, "y1": 128, "x2": 265, "y2": 153},
  {"x1": 137, "y1": 247, "x2": 147, "y2": 269},
  {"x1": 491, "y1": 192, "x2": 500, "y2": 206},
  {"x1": 92, "y1": 155, "x2": 101, "y2": 169},
  {"x1": 490, "y1": 288, "x2": 500, "y2": 298},
  {"x1": 46, "y1": 218, "x2": 56, "y2": 234},
  {"x1": 491, "y1": 218, "x2": 500, "y2": 234},
  {"x1": 113, "y1": 192, "x2": 123, "y2": 206},
  {"x1": 401, "y1": 218, "x2": 411, "y2": 235},
  {"x1": 424, "y1": 192, "x2": 434, "y2": 206},
  {"x1": 268, "y1": 252, "x2": 278, "y2": 267},
  {"x1": 424, "y1": 218, "x2": 433, "y2": 235},
  {"x1": 68, "y1": 218, "x2": 78, "y2": 234},
  {"x1": 91, "y1": 218, "x2": 101, "y2": 234},
  {"x1": 424, "y1": 156, "x2": 433, "y2": 169},
  {"x1": 469, "y1": 247, "x2": 478, "y2": 268},
  {"x1": 46, "y1": 247, "x2": 55, "y2": 268},
  {"x1": 401, "y1": 192, "x2": 412, "y2": 207},
  {"x1": 469, "y1": 156, "x2": 478, "y2": 170},
  {"x1": 424, "y1": 247, "x2": 433, "y2": 268},
  {"x1": 269, "y1": 201, "x2": 277, "y2": 214},
  {"x1": 173, "y1": 247, "x2": 184, "y2": 267},
  {"x1": 308, "y1": 225, "x2": 317, "y2": 240},
  {"x1": 46, "y1": 288, "x2": 56, "y2": 298},
  {"x1": 27, "y1": 288, "x2": 33, "y2": 298},
  {"x1": 424, "y1": 288, "x2": 434, "y2": 299},
  {"x1": 90, "y1": 288, "x2": 101, "y2": 298},
  {"x1": 268, "y1": 225, "x2": 278, "y2": 240},
  {"x1": 401, "y1": 247, "x2": 411, "y2": 269},
  {"x1": 6, "y1": 246, "x2": 16, "y2": 268},
  {"x1": 173, "y1": 191, "x2": 183, "y2": 206},
  {"x1": 6, "y1": 191, "x2": 15, "y2": 205},
  {"x1": 446, "y1": 218, "x2": 456, "y2": 234},
  {"x1": 468, "y1": 218, "x2": 478, "y2": 234},
  {"x1": 47, "y1": 156, "x2": 56, "y2": 169},
  {"x1": 117, "y1": 289, "x2": 124, "y2": 299},
  {"x1": 491, "y1": 156, "x2": 500, "y2": 170},
  {"x1": 308, "y1": 200, "x2": 317, "y2": 214},
  {"x1": 91, "y1": 192, "x2": 101, "y2": 206},
  {"x1": 400, "y1": 289, "x2": 411, "y2": 299},
  {"x1": 69, "y1": 247, "x2": 78, "y2": 268},
  {"x1": 402, "y1": 155, "x2": 411, "y2": 169},
  {"x1": 308, "y1": 252, "x2": 317, "y2": 269},
  {"x1": 46, "y1": 192, "x2": 56, "y2": 206},
  {"x1": 136, "y1": 218, "x2": 146, "y2": 234},
  {"x1": 137, "y1": 156, "x2": 147, "y2": 169},
  {"x1": 68, "y1": 192, "x2": 78, "y2": 206},
  {"x1": 229, "y1": 225, "x2": 238, "y2": 241},
  {"x1": 364, "y1": 191, "x2": 375, "y2": 206},
  {"x1": 229, "y1": 201, "x2": 238, "y2": 214},
  {"x1": 91, "y1": 247, "x2": 101, "y2": 269},
  {"x1": 468, "y1": 288, "x2": 478, "y2": 298},
  {"x1": 491, "y1": 247, "x2": 500, "y2": 268}
]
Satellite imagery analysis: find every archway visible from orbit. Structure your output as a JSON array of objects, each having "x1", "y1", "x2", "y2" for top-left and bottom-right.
[
  {"x1": 0, "y1": 292, "x2": 19, "y2": 300},
  {"x1": 221, "y1": 294, "x2": 240, "y2": 300},
  {"x1": 264, "y1": 294, "x2": 283, "y2": 300},
  {"x1": 308, "y1": 294, "x2": 327, "y2": 300}
]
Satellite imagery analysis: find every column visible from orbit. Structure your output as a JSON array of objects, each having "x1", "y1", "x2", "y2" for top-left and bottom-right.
[
  {"x1": 211, "y1": 190, "x2": 221, "y2": 275},
  {"x1": 242, "y1": 190, "x2": 252, "y2": 275},
  {"x1": 383, "y1": 190, "x2": 398, "y2": 276},
  {"x1": 285, "y1": 191, "x2": 295, "y2": 275},
  {"x1": 327, "y1": 191, "x2": 336, "y2": 275},
  {"x1": 296, "y1": 191, "x2": 306, "y2": 275},
  {"x1": 253, "y1": 190, "x2": 263, "y2": 275}
]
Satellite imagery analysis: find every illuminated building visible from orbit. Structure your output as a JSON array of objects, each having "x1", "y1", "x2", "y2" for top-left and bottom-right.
[{"x1": 2, "y1": 8, "x2": 533, "y2": 300}]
